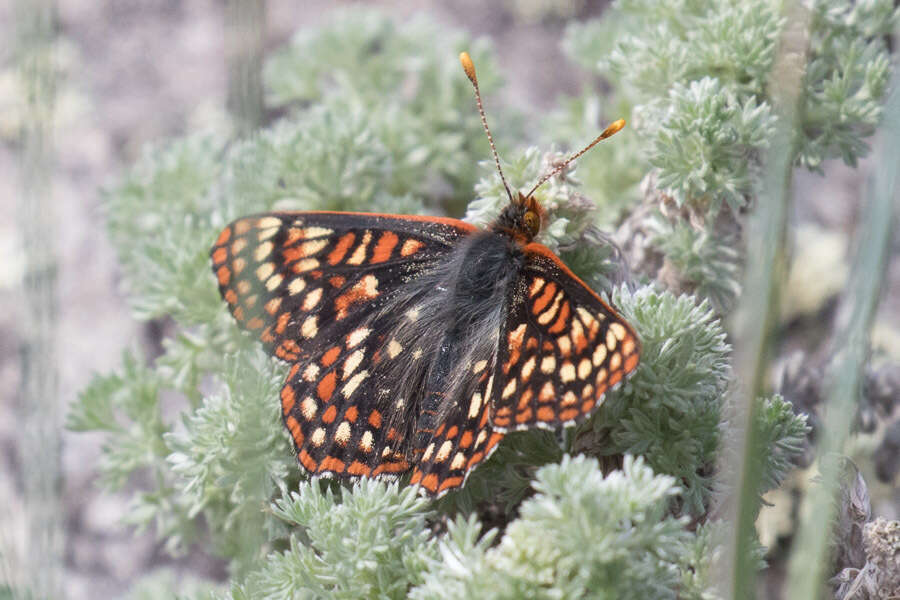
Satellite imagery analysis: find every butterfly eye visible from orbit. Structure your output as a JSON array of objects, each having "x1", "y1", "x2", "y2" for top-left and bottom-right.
[{"x1": 523, "y1": 210, "x2": 541, "y2": 237}]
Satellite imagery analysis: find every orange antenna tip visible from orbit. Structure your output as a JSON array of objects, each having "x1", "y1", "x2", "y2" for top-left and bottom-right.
[
  {"x1": 459, "y1": 52, "x2": 477, "y2": 84},
  {"x1": 601, "y1": 118, "x2": 626, "y2": 139}
]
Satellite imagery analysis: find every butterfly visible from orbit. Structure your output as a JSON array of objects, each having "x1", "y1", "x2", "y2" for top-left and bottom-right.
[{"x1": 210, "y1": 52, "x2": 640, "y2": 497}]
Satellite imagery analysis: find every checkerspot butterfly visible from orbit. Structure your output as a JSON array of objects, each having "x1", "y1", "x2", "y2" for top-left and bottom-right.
[{"x1": 210, "y1": 52, "x2": 640, "y2": 497}]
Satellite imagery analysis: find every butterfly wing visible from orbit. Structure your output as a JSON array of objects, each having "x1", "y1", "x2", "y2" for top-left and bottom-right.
[
  {"x1": 210, "y1": 212, "x2": 475, "y2": 361},
  {"x1": 409, "y1": 358, "x2": 505, "y2": 497},
  {"x1": 489, "y1": 242, "x2": 640, "y2": 431}
]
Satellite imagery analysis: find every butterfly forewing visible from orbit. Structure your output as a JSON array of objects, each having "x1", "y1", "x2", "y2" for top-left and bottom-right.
[
  {"x1": 210, "y1": 212, "x2": 475, "y2": 361},
  {"x1": 489, "y1": 243, "x2": 640, "y2": 432}
]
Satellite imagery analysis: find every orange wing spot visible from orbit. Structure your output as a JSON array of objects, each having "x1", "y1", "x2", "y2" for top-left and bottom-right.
[
  {"x1": 494, "y1": 415, "x2": 511, "y2": 427},
  {"x1": 533, "y1": 283, "x2": 557, "y2": 314},
  {"x1": 400, "y1": 238, "x2": 424, "y2": 257},
  {"x1": 548, "y1": 301, "x2": 571, "y2": 334},
  {"x1": 410, "y1": 470, "x2": 422, "y2": 484},
  {"x1": 216, "y1": 266, "x2": 231, "y2": 286},
  {"x1": 215, "y1": 227, "x2": 231, "y2": 246},
  {"x1": 212, "y1": 247, "x2": 228, "y2": 265},
  {"x1": 421, "y1": 473, "x2": 439, "y2": 493},
  {"x1": 439, "y1": 476, "x2": 464, "y2": 493},
  {"x1": 285, "y1": 415, "x2": 303, "y2": 445},
  {"x1": 446, "y1": 425, "x2": 459, "y2": 439},
  {"x1": 281, "y1": 385, "x2": 296, "y2": 413},
  {"x1": 322, "y1": 405, "x2": 338, "y2": 424},
  {"x1": 537, "y1": 406, "x2": 555, "y2": 421},
  {"x1": 373, "y1": 460, "x2": 409, "y2": 475},
  {"x1": 371, "y1": 231, "x2": 399, "y2": 263},
  {"x1": 496, "y1": 406, "x2": 512, "y2": 418},
  {"x1": 260, "y1": 326, "x2": 275, "y2": 344},
  {"x1": 368, "y1": 410, "x2": 383, "y2": 428},
  {"x1": 526, "y1": 337, "x2": 538, "y2": 350},
  {"x1": 345, "y1": 405, "x2": 359, "y2": 423},
  {"x1": 466, "y1": 451, "x2": 485, "y2": 469},
  {"x1": 335, "y1": 275, "x2": 379, "y2": 320},
  {"x1": 543, "y1": 341, "x2": 554, "y2": 351},
  {"x1": 625, "y1": 353, "x2": 639, "y2": 372},
  {"x1": 298, "y1": 449, "x2": 318, "y2": 471},
  {"x1": 479, "y1": 408, "x2": 489, "y2": 427},
  {"x1": 559, "y1": 408, "x2": 579, "y2": 422},
  {"x1": 283, "y1": 246, "x2": 304, "y2": 263},
  {"x1": 319, "y1": 456, "x2": 345, "y2": 473},
  {"x1": 288, "y1": 363, "x2": 300, "y2": 380},
  {"x1": 573, "y1": 330, "x2": 588, "y2": 354},
  {"x1": 435, "y1": 423, "x2": 445, "y2": 437},
  {"x1": 459, "y1": 431, "x2": 474, "y2": 448},
  {"x1": 581, "y1": 398, "x2": 596, "y2": 413},
  {"x1": 386, "y1": 427, "x2": 398, "y2": 441},
  {"x1": 276, "y1": 311, "x2": 291, "y2": 334},
  {"x1": 347, "y1": 461, "x2": 371, "y2": 476},
  {"x1": 233, "y1": 220, "x2": 251, "y2": 235},
  {"x1": 317, "y1": 372, "x2": 337, "y2": 401},
  {"x1": 329, "y1": 276, "x2": 346, "y2": 288},
  {"x1": 264, "y1": 297, "x2": 281, "y2": 315},
  {"x1": 517, "y1": 388, "x2": 534, "y2": 410},
  {"x1": 321, "y1": 346, "x2": 341, "y2": 367},
  {"x1": 247, "y1": 317, "x2": 264, "y2": 330},
  {"x1": 283, "y1": 227, "x2": 304, "y2": 246},
  {"x1": 233, "y1": 306, "x2": 245, "y2": 321},
  {"x1": 515, "y1": 407, "x2": 533, "y2": 423},
  {"x1": 224, "y1": 289, "x2": 237, "y2": 304},
  {"x1": 328, "y1": 232, "x2": 356, "y2": 265},
  {"x1": 608, "y1": 370, "x2": 623, "y2": 387},
  {"x1": 486, "y1": 432, "x2": 503, "y2": 451}
]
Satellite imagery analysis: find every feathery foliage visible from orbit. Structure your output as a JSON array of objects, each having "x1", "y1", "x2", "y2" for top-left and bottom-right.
[{"x1": 68, "y1": 4, "x2": 885, "y2": 598}]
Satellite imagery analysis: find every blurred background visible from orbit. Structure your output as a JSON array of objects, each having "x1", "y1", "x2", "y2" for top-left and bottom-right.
[{"x1": 1, "y1": 1, "x2": 897, "y2": 598}]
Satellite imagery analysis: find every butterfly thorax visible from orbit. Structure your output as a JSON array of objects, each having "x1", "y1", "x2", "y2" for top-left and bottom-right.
[{"x1": 381, "y1": 231, "x2": 524, "y2": 455}]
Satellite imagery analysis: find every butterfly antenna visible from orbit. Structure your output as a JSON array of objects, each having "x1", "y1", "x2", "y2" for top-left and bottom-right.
[
  {"x1": 460, "y1": 52, "x2": 514, "y2": 204},
  {"x1": 524, "y1": 119, "x2": 626, "y2": 199}
]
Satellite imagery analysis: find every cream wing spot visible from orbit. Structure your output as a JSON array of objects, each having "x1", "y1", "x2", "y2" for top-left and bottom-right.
[
  {"x1": 347, "y1": 327, "x2": 370, "y2": 348},
  {"x1": 560, "y1": 361, "x2": 576, "y2": 383},
  {"x1": 468, "y1": 393, "x2": 483, "y2": 419},
  {"x1": 295, "y1": 258, "x2": 319, "y2": 272},
  {"x1": 502, "y1": 379, "x2": 516, "y2": 399},
  {"x1": 578, "y1": 358, "x2": 592, "y2": 380},
  {"x1": 475, "y1": 430, "x2": 487, "y2": 446},
  {"x1": 347, "y1": 231, "x2": 372, "y2": 265},
  {"x1": 265, "y1": 273, "x2": 283, "y2": 291},
  {"x1": 451, "y1": 452, "x2": 466, "y2": 470},
  {"x1": 359, "y1": 431, "x2": 374, "y2": 452},
  {"x1": 300, "y1": 397, "x2": 317, "y2": 420},
  {"x1": 254, "y1": 241, "x2": 273, "y2": 261},
  {"x1": 422, "y1": 442, "x2": 435, "y2": 461},
  {"x1": 335, "y1": 421, "x2": 351, "y2": 445},
  {"x1": 387, "y1": 339, "x2": 403, "y2": 358},
  {"x1": 302, "y1": 227, "x2": 333, "y2": 238},
  {"x1": 257, "y1": 227, "x2": 278, "y2": 241},
  {"x1": 256, "y1": 262, "x2": 274, "y2": 281},
  {"x1": 257, "y1": 216, "x2": 282, "y2": 229},
  {"x1": 301, "y1": 315, "x2": 318, "y2": 338},
  {"x1": 231, "y1": 238, "x2": 247, "y2": 255},
  {"x1": 288, "y1": 277, "x2": 306, "y2": 295},
  {"x1": 302, "y1": 288, "x2": 323, "y2": 311},
  {"x1": 341, "y1": 370, "x2": 368, "y2": 398},
  {"x1": 609, "y1": 322, "x2": 627, "y2": 341},
  {"x1": 521, "y1": 356, "x2": 536, "y2": 381},
  {"x1": 606, "y1": 329, "x2": 617, "y2": 351},
  {"x1": 311, "y1": 427, "x2": 326, "y2": 447},
  {"x1": 435, "y1": 441, "x2": 453, "y2": 463},
  {"x1": 343, "y1": 349, "x2": 364, "y2": 378},
  {"x1": 302, "y1": 364, "x2": 320, "y2": 382},
  {"x1": 472, "y1": 359, "x2": 487, "y2": 374},
  {"x1": 537, "y1": 291, "x2": 564, "y2": 325},
  {"x1": 300, "y1": 239, "x2": 328, "y2": 256},
  {"x1": 592, "y1": 344, "x2": 607, "y2": 367},
  {"x1": 540, "y1": 355, "x2": 556, "y2": 374}
]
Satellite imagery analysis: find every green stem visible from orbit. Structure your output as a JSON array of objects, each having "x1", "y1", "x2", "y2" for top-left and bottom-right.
[
  {"x1": 785, "y1": 40, "x2": 899, "y2": 600},
  {"x1": 721, "y1": 3, "x2": 810, "y2": 598}
]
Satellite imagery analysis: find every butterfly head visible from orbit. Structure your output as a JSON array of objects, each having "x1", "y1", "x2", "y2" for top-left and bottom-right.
[{"x1": 460, "y1": 51, "x2": 625, "y2": 244}]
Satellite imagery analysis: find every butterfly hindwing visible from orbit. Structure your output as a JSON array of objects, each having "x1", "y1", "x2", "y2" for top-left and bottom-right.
[
  {"x1": 409, "y1": 359, "x2": 505, "y2": 496},
  {"x1": 280, "y1": 320, "x2": 413, "y2": 480},
  {"x1": 211, "y1": 212, "x2": 476, "y2": 361},
  {"x1": 489, "y1": 242, "x2": 640, "y2": 432}
]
